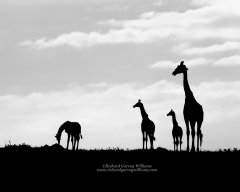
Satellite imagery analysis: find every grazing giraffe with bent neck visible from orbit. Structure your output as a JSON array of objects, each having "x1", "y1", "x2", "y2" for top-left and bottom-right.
[{"x1": 55, "y1": 121, "x2": 83, "y2": 150}]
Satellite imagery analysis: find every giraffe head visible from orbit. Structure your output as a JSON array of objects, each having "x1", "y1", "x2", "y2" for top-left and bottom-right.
[
  {"x1": 133, "y1": 99, "x2": 143, "y2": 108},
  {"x1": 172, "y1": 61, "x2": 188, "y2": 76},
  {"x1": 55, "y1": 133, "x2": 61, "y2": 144},
  {"x1": 167, "y1": 109, "x2": 175, "y2": 116}
]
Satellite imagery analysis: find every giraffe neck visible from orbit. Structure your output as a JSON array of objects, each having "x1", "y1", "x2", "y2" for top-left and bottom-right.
[
  {"x1": 139, "y1": 105, "x2": 148, "y2": 120},
  {"x1": 57, "y1": 122, "x2": 67, "y2": 137},
  {"x1": 183, "y1": 71, "x2": 195, "y2": 99},
  {"x1": 171, "y1": 114, "x2": 178, "y2": 126}
]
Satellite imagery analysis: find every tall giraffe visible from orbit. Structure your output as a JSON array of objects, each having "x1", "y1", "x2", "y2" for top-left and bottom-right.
[
  {"x1": 172, "y1": 61, "x2": 204, "y2": 152},
  {"x1": 133, "y1": 99, "x2": 155, "y2": 150},
  {"x1": 167, "y1": 109, "x2": 183, "y2": 151},
  {"x1": 55, "y1": 121, "x2": 83, "y2": 150}
]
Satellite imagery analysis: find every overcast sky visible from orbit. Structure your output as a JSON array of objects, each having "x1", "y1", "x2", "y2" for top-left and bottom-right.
[{"x1": 0, "y1": 0, "x2": 240, "y2": 150}]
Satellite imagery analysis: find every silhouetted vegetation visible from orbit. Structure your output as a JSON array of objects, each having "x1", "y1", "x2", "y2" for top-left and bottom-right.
[{"x1": 1, "y1": 143, "x2": 240, "y2": 152}]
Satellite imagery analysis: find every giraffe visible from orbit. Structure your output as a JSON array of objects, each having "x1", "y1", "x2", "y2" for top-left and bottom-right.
[
  {"x1": 167, "y1": 109, "x2": 183, "y2": 151},
  {"x1": 133, "y1": 99, "x2": 155, "y2": 150},
  {"x1": 172, "y1": 61, "x2": 204, "y2": 152},
  {"x1": 55, "y1": 121, "x2": 83, "y2": 150}
]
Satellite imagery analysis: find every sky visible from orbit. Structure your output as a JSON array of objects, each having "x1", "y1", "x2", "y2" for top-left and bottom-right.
[{"x1": 0, "y1": 0, "x2": 240, "y2": 150}]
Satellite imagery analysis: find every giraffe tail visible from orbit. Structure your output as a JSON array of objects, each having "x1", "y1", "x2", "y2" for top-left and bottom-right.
[
  {"x1": 153, "y1": 136, "x2": 156, "y2": 141},
  {"x1": 80, "y1": 133, "x2": 83, "y2": 139}
]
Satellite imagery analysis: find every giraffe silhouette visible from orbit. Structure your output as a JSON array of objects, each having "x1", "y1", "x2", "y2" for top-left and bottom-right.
[
  {"x1": 172, "y1": 61, "x2": 204, "y2": 152},
  {"x1": 133, "y1": 99, "x2": 155, "y2": 150},
  {"x1": 55, "y1": 121, "x2": 83, "y2": 150},
  {"x1": 167, "y1": 109, "x2": 183, "y2": 151}
]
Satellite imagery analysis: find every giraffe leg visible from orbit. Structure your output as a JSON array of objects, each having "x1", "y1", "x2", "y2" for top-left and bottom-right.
[
  {"x1": 150, "y1": 135, "x2": 154, "y2": 149},
  {"x1": 144, "y1": 132, "x2": 147, "y2": 150},
  {"x1": 73, "y1": 136, "x2": 76, "y2": 150},
  {"x1": 76, "y1": 138, "x2": 79, "y2": 150},
  {"x1": 180, "y1": 137, "x2": 182, "y2": 151},
  {"x1": 72, "y1": 136, "x2": 75, "y2": 151},
  {"x1": 190, "y1": 121, "x2": 196, "y2": 152},
  {"x1": 197, "y1": 129, "x2": 203, "y2": 152},
  {"x1": 76, "y1": 137, "x2": 79, "y2": 150},
  {"x1": 142, "y1": 132, "x2": 145, "y2": 150},
  {"x1": 146, "y1": 134, "x2": 148, "y2": 150},
  {"x1": 144, "y1": 132, "x2": 146, "y2": 150},
  {"x1": 73, "y1": 137, "x2": 76, "y2": 150},
  {"x1": 176, "y1": 137, "x2": 179, "y2": 151},
  {"x1": 67, "y1": 134, "x2": 70, "y2": 150},
  {"x1": 196, "y1": 129, "x2": 199, "y2": 152},
  {"x1": 197, "y1": 121, "x2": 203, "y2": 152},
  {"x1": 149, "y1": 135, "x2": 152, "y2": 150},
  {"x1": 74, "y1": 138, "x2": 78, "y2": 150},
  {"x1": 185, "y1": 120, "x2": 190, "y2": 152},
  {"x1": 196, "y1": 132, "x2": 199, "y2": 152},
  {"x1": 173, "y1": 137, "x2": 175, "y2": 151}
]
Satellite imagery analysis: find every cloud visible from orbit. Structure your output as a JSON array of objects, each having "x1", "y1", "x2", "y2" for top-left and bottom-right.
[
  {"x1": 187, "y1": 58, "x2": 210, "y2": 66},
  {"x1": 150, "y1": 58, "x2": 210, "y2": 68},
  {"x1": 0, "y1": 79, "x2": 240, "y2": 150},
  {"x1": 191, "y1": 0, "x2": 237, "y2": 7},
  {"x1": 20, "y1": 28, "x2": 162, "y2": 49},
  {"x1": 214, "y1": 55, "x2": 240, "y2": 66},
  {"x1": 181, "y1": 42, "x2": 240, "y2": 55},
  {"x1": 140, "y1": 11, "x2": 156, "y2": 19},
  {"x1": 20, "y1": 0, "x2": 240, "y2": 49},
  {"x1": 86, "y1": 82, "x2": 109, "y2": 88},
  {"x1": 150, "y1": 60, "x2": 176, "y2": 69},
  {"x1": 152, "y1": 0, "x2": 163, "y2": 7}
]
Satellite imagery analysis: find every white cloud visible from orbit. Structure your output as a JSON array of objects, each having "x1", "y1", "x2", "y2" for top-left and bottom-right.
[
  {"x1": 214, "y1": 55, "x2": 240, "y2": 66},
  {"x1": 191, "y1": 0, "x2": 238, "y2": 7},
  {"x1": 140, "y1": 11, "x2": 156, "y2": 19},
  {"x1": 182, "y1": 42, "x2": 240, "y2": 55},
  {"x1": 191, "y1": 0, "x2": 216, "y2": 6},
  {"x1": 20, "y1": 29, "x2": 163, "y2": 49},
  {"x1": 186, "y1": 58, "x2": 210, "y2": 66},
  {"x1": 150, "y1": 57, "x2": 210, "y2": 68},
  {"x1": 86, "y1": 82, "x2": 109, "y2": 88},
  {"x1": 20, "y1": 0, "x2": 240, "y2": 49},
  {"x1": 152, "y1": 0, "x2": 163, "y2": 7},
  {"x1": 150, "y1": 60, "x2": 176, "y2": 69}
]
